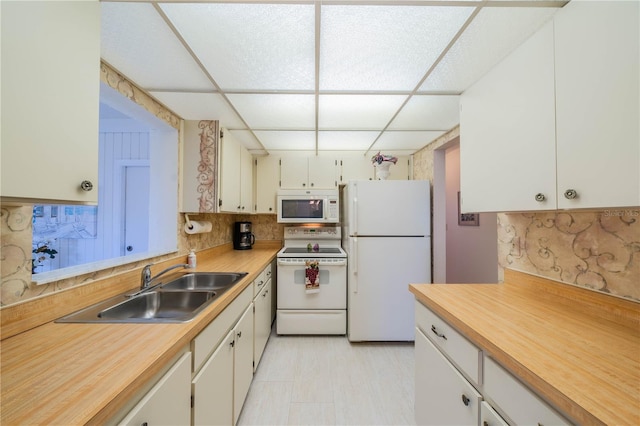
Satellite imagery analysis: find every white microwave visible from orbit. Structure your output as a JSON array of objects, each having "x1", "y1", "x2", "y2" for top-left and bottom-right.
[{"x1": 277, "y1": 189, "x2": 340, "y2": 223}]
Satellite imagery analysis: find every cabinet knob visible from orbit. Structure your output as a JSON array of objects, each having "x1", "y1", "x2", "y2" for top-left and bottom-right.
[
  {"x1": 302, "y1": 183, "x2": 306, "y2": 187},
  {"x1": 483, "y1": 422, "x2": 489, "y2": 426},
  {"x1": 237, "y1": 331, "x2": 242, "y2": 339},
  {"x1": 534, "y1": 193, "x2": 546, "y2": 202},
  {"x1": 461, "y1": 394, "x2": 470, "y2": 406},
  {"x1": 269, "y1": 207, "x2": 273, "y2": 211},
  {"x1": 237, "y1": 205, "x2": 241, "y2": 209},
  {"x1": 310, "y1": 182, "x2": 314, "y2": 187},
  {"x1": 230, "y1": 340, "x2": 235, "y2": 348},
  {"x1": 80, "y1": 180, "x2": 94, "y2": 192},
  {"x1": 564, "y1": 189, "x2": 578, "y2": 199}
]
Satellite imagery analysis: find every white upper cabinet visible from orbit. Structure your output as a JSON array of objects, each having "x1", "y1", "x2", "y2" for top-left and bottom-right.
[
  {"x1": 460, "y1": 20, "x2": 556, "y2": 212},
  {"x1": 280, "y1": 156, "x2": 338, "y2": 189},
  {"x1": 181, "y1": 122, "x2": 253, "y2": 213},
  {"x1": 339, "y1": 157, "x2": 374, "y2": 183},
  {"x1": 1, "y1": 1, "x2": 100, "y2": 205},
  {"x1": 460, "y1": 1, "x2": 639, "y2": 212},
  {"x1": 255, "y1": 155, "x2": 280, "y2": 213},
  {"x1": 553, "y1": 0, "x2": 639, "y2": 209}
]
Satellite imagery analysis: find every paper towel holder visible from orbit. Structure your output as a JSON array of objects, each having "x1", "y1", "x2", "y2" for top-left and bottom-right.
[{"x1": 185, "y1": 213, "x2": 194, "y2": 231}]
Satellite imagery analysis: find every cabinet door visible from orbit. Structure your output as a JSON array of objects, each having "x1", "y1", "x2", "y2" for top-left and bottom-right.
[
  {"x1": 233, "y1": 304, "x2": 255, "y2": 424},
  {"x1": 1, "y1": 1, "x2": 100, "y2": 204},
  {"x1": 192, "y1": 330, "x2": 234, "y2": 426},
  {"x1": 255, "y1": 156, "x2": 280, "y2": 213},
  {"x1": 460, "y1": 20, "x2": 556, "y2": 212},
  {"x1": 240, "y1": 147, "x2": 253, "y2": 213},
  {"x1": 119, "y1": 352, "x2": 192, "y2": 426},
  {"x1": 386, "y1": 156, "x2": 411, "y2": 180},
  {"x1": 415, "y1": 328, "x2": 481, "y2": 425},
  {"x1": 480, "y1": 401, "x2": 508, "y2": 426},
  {"x1": 254, "y1": 280, "x2": 272, "y2": 371},
  {"x1": 554, "y1": 1, "x2": 640, "y2": 209},
  {"x1": 219, "y1": 128, "x2": 241, "y2": 212},
  {"x1": 340, "y1": 157, "x2": 374, "y2": 183},
  {"x1": 280, "y1": 157, "x2": 309, "y2": 189},
  {"x1": 308, "y1": 157, "x2": 337, "y2": 189}
]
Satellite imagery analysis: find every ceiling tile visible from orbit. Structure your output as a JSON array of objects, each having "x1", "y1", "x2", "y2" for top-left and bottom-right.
[
  {"x1": 320, "y1": 4, "x2": 474, "y2": 91},
  {"x1": 160, "y1": 3, "x2": 315, "y2": 91},
  {"x1": 149, "y1": 92, "x2": 244, "y2": 127},
  {"x1": 318, "y1": 95, "x2": 407, "y2": 130},
  {"x1": 420, "y1": 6, "x2": 559, "y2": 92},
  {"x1": 374, "y1": 131, "x2": 446, "y2": 151},
  {"x1": 100, "y1": 2, "x2": 212, "y2": 91},
  {"x1": 253, "y1": 131, "x2": 316, "y2": 151},
  {"x1": 227, "y1": 94, "x2": 315, "y2": 129},
  {"x1": 318, "y1": 131, "x2": 381, "y2": 150},
  {"x1": 388, "y1": 95, "x2": 460, "y2": 130}
]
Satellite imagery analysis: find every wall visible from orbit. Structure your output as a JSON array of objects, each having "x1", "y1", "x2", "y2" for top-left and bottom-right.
[
  {"x1": 414, "y1": 127, "x2": 639, "y2": 302},
  {"x1": 444, "y1": 145, "x2": 498, "y2": 283}
]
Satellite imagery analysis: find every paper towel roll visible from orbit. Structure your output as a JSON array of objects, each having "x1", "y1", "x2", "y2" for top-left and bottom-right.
[{"x1": 184, "y1": 220, "x2": 212, "y2": 235}]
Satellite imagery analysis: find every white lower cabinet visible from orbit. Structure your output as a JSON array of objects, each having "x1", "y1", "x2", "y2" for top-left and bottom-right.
[
  {"x1": 118, "y1": 351, "x2": 192, "y2": 426},
  {"x1": 415, "y1": 300, "x2": 571, "y2": 426},
  {"x1": 253, "y1": 279, "x2": 272, "y2": 371},
  {"x1": 192, "y1": 329, "x2": 235, "y2": 425},
  {"x1": 480, "y1": 401, "x2": 508, "y2": 426},
  {"x1": 233, "y1": 305, "x2": 255, "y2": 424},
  {"x1": 484, "y1": 356, "x2": 569, "y2": 426},
  {"x1": 416, "y1": 328, "x2": 481, "y2": 425}
]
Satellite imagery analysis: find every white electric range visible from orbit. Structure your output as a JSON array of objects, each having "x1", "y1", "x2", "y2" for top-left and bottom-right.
[{"x1": 276, "y1": 225, "x2": 347, "y2": 335}]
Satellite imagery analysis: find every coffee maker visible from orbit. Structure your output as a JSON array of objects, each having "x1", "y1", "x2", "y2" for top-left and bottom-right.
[{"x1": 233, "y1": 221, "x2": 255, "y2": 250}]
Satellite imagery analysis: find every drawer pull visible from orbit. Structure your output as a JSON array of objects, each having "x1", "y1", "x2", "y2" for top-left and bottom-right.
[
  {"x1": 431, "y1": 325, "x2": 447, "y2": 340},
  {"x1": 461, "y1": 394, "x2": 470, "y2": 406}
]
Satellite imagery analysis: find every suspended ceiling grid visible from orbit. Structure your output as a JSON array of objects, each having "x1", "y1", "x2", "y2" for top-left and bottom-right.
[{"x1": 100, "y1": 0, "x2": 566, "y2": 155}]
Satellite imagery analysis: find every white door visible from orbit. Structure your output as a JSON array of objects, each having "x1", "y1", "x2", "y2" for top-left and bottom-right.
[
  {"x1": 348, "y1": 236, "x2": 430, "y2": 341},
  {"x1": 347, "y1": 180, "x2": 430, "y2": 236},
  {"x1": 124, "y1": 165, "x2": 149, "y2": 256}
]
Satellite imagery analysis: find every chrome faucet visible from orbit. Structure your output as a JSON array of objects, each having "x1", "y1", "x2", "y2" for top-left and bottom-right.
[{"x1": 140, "y1": 263, "x2": 189, "y2": 290}]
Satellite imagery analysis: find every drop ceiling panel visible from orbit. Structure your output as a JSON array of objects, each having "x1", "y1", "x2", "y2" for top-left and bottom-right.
[
  {"x1": 374, "y1": 131, "x2": 446, "y2": 151},
  {"x1": 253, "y1": 131, "x2": 316, "y2": 151},
  {"x1": 100, "y1": 2, "x2": 212, "y2": 91},
  {"x1": 420, "y1": 6, "x2": 559, "y2": 92},
  {"x1": 318, "y1": 131, "x2": 381, "y2": 151},
  {"x1": 319, "y1": 5, "x2": 474, "y2": 91},
  {"x1": 149, "y1": 92, "x2": 244, "y2": 127},
  {"x1": 160, "y1": 3, "x2": 315, "y2": 91},
  {"x1": 388, "y1": 95, "x2": 460, "y2": 130},
  {"x1": 227, "y1": 94, "x2": 315, "y2": 129},
  {"x1": 318, "y1": 95, "x2": 407, "y2": 130}
]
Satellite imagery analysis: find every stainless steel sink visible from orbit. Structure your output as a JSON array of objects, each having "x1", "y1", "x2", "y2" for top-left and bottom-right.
[
  {"x1": 159, "y1": 272, "x2": 248, "y2": 291},
  {"x1": 98, "y1": 291, "x2": 216, "y2": 321},
  {"x1": 56, "y1": 272, "x2": 247, "y2": 323}
]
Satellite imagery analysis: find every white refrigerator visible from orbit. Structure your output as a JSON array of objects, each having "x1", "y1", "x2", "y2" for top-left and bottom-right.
[{"x1": 341, "y1": 180, "x2": 431, "y2": 341}]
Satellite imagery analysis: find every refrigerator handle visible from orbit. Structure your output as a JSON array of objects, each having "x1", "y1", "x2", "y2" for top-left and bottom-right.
[
  {"x1": 352, "y1": 196, "x2": 358, "y2": 236},
  {"x1": 352, "y1": 237, "x2": 358, "y2": 293}
]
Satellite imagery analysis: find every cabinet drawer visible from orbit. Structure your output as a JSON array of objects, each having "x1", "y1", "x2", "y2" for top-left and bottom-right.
[
  {"x1": 253, "y1": 266, "x2": 269, "y2": 297},
  {"x1": 415, "y1": 301, "x2": 481, "y2": 385},
  {"x1": 484, "y1": 356, "x2": 570, "y2": 425},
  {"x1": 415, "y1": 328, "x2": 481, "y2": 425},
  {"x1": 192, "y1": 284, "x2": 253, "y2": 373},
  {"x1": 481, "y1": 401, "x2": 508, "y2": 426}
]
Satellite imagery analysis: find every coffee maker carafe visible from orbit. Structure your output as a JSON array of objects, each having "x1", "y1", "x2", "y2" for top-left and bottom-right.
[{"x1": 234, "y1": 221, "x2": 255, "y2": 250}]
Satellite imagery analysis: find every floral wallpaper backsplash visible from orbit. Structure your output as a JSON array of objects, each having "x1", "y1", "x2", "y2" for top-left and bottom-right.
[{"x1": 497, "y1": 210, "x2": 640, "y2": 301}]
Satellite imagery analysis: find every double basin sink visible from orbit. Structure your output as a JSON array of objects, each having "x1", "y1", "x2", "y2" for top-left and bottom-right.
[{"x1": 56, "y1": 272, "x2": 248, "y2": 323}]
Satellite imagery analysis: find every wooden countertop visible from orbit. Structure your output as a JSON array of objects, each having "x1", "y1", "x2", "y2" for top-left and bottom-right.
[
  {"x1": 0, "y1": 243, "x2": 280, "y2": 425},
  {"x1": 410, "y1": 269, "x2": 640, "y2": 426}
]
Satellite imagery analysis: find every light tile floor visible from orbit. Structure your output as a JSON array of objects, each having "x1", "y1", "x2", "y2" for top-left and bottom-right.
[{"x1": 238, "y1": 329, "x2": 416, "y2": 426}]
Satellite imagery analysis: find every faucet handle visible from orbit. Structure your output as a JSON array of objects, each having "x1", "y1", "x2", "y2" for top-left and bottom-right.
[{"x1": 141, "y1": 264, "x2": 153, "y2": 288}]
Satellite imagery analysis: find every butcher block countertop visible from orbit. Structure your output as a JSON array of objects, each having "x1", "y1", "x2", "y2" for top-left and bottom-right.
[
  {"x1": 410, "y1": 269, "x2": 640, "y2": 426},
  {"x1": 0, "y1": 242, "x2": 280, "y2": 425}
]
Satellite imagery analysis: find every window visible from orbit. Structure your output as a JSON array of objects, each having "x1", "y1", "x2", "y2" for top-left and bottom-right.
[{"x1": 31, "y1": 83, "x2": 178, "y2": 282}]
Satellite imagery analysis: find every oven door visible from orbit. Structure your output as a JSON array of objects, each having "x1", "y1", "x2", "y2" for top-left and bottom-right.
[{"x1": 277, "y1": 258, "x2": 347, "y2": 309}]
